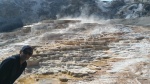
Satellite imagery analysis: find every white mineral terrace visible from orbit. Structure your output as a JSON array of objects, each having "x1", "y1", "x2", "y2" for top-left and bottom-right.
[{"x1": 0, "y1": 19, "x2": 150, "y2": 84}]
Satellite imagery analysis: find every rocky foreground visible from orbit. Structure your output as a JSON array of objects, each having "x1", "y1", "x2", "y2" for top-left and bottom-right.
[{"x1": 0, "y1": 19, "x2": 150, "y2": 84}]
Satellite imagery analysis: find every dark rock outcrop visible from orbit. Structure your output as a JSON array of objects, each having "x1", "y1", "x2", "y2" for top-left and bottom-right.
[{"x1": 0, "y1": 18, "x2": 23, "y2": 32}]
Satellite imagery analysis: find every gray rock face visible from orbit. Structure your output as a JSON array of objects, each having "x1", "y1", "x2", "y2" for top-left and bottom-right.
[{"x1": 117, "y1": 3, "x2": 150, "y2": 19}]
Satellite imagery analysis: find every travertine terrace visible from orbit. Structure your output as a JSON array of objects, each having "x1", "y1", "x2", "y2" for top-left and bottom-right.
[{"x1": 0, "y1": 20, "x2": 150, "y2": 84}]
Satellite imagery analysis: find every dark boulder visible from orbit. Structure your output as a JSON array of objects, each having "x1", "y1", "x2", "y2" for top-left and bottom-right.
[{"x1": 0, "y1": 18, "x2": 23, "y2": 32}]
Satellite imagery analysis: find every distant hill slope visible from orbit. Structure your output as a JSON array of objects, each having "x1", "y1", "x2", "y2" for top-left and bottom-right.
[
  {"x1": 0, "y1": 0, "x2": 150, "y2": 32},
  {"x1": 0, "y1": 0, "x2": 124, "y2": 24}
]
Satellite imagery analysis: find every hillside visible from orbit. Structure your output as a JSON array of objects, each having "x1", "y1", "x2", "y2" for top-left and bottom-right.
[{"x1": 1, "y1": 0, "x2": 150, "y2": 32}]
